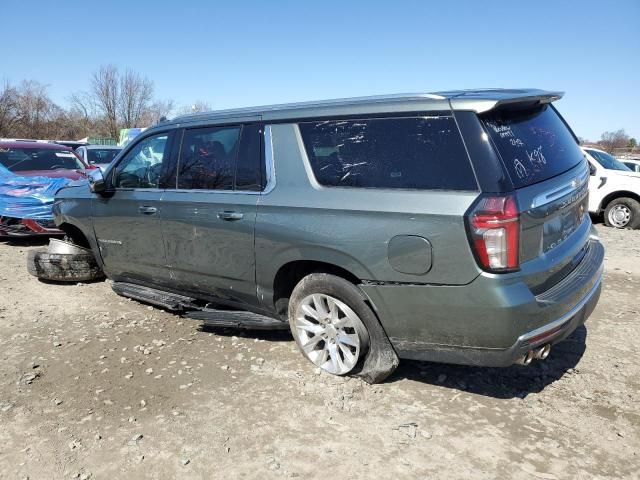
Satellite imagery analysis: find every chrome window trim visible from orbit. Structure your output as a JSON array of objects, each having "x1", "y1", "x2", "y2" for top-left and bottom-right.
[
  {"x1": 262, "y1": 125, "x2": 276, "y2": 194},
  {"x1": 530, "y1": 163, "x2": 590, "y2": 208},
  {"x1": 163, "y1": 189, "x2": 262, "y2": 195},
  {"x1": 112, "y1": 188, "x2": 165, "y2": 193}
]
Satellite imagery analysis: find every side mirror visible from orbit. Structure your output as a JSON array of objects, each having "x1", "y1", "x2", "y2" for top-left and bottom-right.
[
  {"x1": 589, "y1": 163, "x2": 596, "y2": 176},
  {"x1": 88, "y1": 168, "x2": 107, "y2": 194}
]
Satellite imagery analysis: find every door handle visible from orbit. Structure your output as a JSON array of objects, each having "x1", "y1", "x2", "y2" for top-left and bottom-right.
[
  {"x1": 217, "y1": 211, "x2": 244, "y2": 221},
  {"x1": 138, "y1": 206, "x2": 157, "y2": 215}
]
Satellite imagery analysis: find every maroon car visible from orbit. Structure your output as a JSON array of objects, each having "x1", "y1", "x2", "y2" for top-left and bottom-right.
[{"x1": 0, "y1": 141, "x2": 94, "y2": 237}]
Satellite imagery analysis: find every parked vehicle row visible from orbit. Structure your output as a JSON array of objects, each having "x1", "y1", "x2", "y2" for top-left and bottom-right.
[
  {"x1": 0, "y1": 141, "x2": 123, "y2": 237},
  {"x1": 0, "y1": 141, "x2": 92, "y2": 237},
  {"x1": 28, "y1": 89, "x2": 604, "y2": 383}
]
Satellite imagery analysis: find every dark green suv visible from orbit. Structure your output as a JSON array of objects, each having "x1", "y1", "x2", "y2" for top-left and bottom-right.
[{"x1": 47, "y1": 89, "x2": 604, "y2": 383}]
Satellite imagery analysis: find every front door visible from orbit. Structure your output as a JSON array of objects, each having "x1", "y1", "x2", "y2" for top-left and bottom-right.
[
  {"x1": 161, "y1": 123, "x2": 263, "y2": 306},
  {"x1": 92, "y1": 131, "x2": 175, "y2": 283}
]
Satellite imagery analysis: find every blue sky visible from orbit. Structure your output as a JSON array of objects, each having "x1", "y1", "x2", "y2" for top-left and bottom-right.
[{"x1": 1, "y1": 0, "x2": 638, "y2": 140}]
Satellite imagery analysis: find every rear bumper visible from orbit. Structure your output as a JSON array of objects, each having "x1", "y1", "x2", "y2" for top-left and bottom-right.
[
  {"x1": 392, "y1": 274, "x2": 600, "y2": 367},
  {"x1": 360, "y1": 239, "x2": 604, "y2": 367}
]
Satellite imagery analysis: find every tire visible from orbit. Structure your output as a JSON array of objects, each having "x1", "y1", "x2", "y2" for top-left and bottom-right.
[
  {"x1": 27, "y1": 250, "x2": 104, "y2": 282},
  {"x1": 288, "y1": 273, "x2": 399, "y2": 383},
  {"x1": 603, "y1": 197, "x2": 640, "y2": 229}
]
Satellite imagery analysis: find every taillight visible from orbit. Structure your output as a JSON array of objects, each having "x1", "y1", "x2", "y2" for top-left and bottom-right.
[{"x1": 467, "y1": 194, "x2": 520, "y2": 272}]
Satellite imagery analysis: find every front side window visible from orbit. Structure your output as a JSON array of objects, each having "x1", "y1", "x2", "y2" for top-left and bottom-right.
[
  {"x1": 298, "y1": 116, "x2": 476, "y2": 190},
  {"x1": 177, "y1": 126, "x2": 241, "y2": 190},
  {"x1": 114, "y1": 133, "x2": 170, "y2": 188}
]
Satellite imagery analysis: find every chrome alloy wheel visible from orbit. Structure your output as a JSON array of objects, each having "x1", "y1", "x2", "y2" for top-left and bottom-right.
[
  {"x1": 608, "y1": 204, "x2": 631, "y2": 228},
  {"x1": 293, "y1": 294, "x2": 368, "y2": 375}
]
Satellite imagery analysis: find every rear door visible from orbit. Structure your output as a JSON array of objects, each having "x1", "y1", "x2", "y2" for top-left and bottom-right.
[
  {"x1": 92, "y1": 131, "x2": 175, "y2": 282},
  {"x1": 480, "y1": 104, "x2": 591, "y2": 290},
  {"x1": 160, "y1": 122, "x2": 263, "y2": 305}
]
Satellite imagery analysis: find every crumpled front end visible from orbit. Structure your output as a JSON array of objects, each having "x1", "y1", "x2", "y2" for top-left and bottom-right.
[{"x1": 0, "y1": 164, "x2": 70, "y2": 237}]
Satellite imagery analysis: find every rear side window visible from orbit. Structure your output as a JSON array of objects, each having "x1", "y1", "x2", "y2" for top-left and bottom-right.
[
  {"x1": 298, "y1": 116, "x2": 477, "y2": 190},
  {"x1": 177, "y1": 126, "x2": 241, "y2": 190},
  {"x1": 482, "y1": 105, "x2": 584, "y2": 188},
  {"x1": 234, "y1": 124, "x2": 263, "y2": 191}
]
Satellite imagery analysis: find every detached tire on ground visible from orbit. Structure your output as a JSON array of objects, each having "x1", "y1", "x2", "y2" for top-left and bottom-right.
[
  {"x1": 288, "y1": 273, "x2": 399, "y2": 384},
  {"x1": 604, "y1": 197, "x2": 640, "y2": 229},
  {"x1": 27, "y1": 250, "x2": 104, "y2": 282}
]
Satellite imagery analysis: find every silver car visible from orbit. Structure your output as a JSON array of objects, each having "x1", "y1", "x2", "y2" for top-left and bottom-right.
[{"x1": 75, "y1": 145, "x2": 122, "y2": 171}]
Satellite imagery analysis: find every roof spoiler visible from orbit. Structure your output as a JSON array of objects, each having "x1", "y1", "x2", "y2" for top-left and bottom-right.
[{"x1": 449, "y1": 90, "x2": 564, "y2": 114}]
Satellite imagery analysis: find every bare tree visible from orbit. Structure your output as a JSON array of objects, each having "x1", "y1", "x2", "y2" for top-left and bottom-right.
[
  {"x1": 119, "y1": 69, "x2": 154, "y2": 129},
  {"x1": 12, "y1": 81, "x2": 61, "y2": 138},
  {"x1": 599, "y1": 129, "x2": 630, "y2": 153},
  {"x1": 75, "y1": 65, "x2": 158, "y2": 140},
  {"x1": 68, "y1": 91, "x2": 97, "y2": 138},
  {"x1": 0, "y1": 80, "x2": 19, "y2": 136},
  {"x1": 2, "y1": 68, "x2": 170, "y2": 141},
  {"x1": 176, "y1": 100, "x2": 212, "y2": 116},
  {"x1": 141, "y1": 99, "x2": 174, "y2": 126},
  {"x1": 90, "y1": 65, "x2": 120, "y2": 141}
]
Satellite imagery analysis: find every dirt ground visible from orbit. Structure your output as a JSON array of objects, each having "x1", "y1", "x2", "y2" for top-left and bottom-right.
[{"x1": 0, "y1": 222, "x2": 638, "y2": 480}]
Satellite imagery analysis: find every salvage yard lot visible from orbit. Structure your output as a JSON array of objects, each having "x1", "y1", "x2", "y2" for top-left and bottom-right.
[{"x1": 1, "y1": 225, "x2": 638, "y2": 479}]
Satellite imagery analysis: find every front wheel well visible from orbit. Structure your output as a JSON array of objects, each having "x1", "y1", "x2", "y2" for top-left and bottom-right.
[
  {"x1": 600, "y1": 191, "x2": 640, "y2": 211},
  {"x1": 272, "y1": 260, "x2": 361, "y2": 316},
  {"x1": 58, "y1": 223, "x2": 91, "y2": 249}
]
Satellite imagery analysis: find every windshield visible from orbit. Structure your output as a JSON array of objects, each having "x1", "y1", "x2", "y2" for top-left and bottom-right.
[
  {"x1": 87, "y1": 148, "x2": 121, "y2": 164},
  {"x1": 586, "y1": 149, "x2": 632, "y2": 172},
  {"x1": 0, "y1": 147, "x2": 84, "y2": 172},
  {"x1": 481, "y1": 105, "x2": 584, "y2": 188}
]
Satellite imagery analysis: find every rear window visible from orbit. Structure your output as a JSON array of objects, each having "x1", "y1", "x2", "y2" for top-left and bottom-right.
[
  {"x1": 87, "y1": 148, "x2": 121, "y2": 165},
  {"x1": 298, "y1": 116, "x2": 477, "y2": 190},
  {"x1": 482, "y1": 105, "x2": 584, "y2": 188}
]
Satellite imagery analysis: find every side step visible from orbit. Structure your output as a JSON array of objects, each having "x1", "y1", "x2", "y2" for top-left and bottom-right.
[
  {"x1": 112, "y1": 282, "x2": 197, "y2": 311},
  {"x1": 185, "y1": 309, "x2": 289, "y2": 330},
  {"x1": 112, "y1": 281, "x2": 288, "y2": 331}
]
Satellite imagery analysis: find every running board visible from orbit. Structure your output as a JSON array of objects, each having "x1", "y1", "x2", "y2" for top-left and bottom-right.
[
  {"x1": 185, "y1": 309, "x2": 289, "y2": 330},
  {"x1": 111, "y1": 282, "x2": 197, "y2": 311}
]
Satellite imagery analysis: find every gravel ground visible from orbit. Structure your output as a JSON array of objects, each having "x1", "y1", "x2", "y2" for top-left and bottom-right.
[{"x1": 0, "y1": 223, "x2": 638, "y2": 479}]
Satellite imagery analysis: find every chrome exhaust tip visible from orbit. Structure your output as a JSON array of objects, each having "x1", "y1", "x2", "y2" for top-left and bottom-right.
[
  {"x1": 516, "y1": 350, "x2": 535, "y2": 366},
  {"x1": 534, "y1": 344, "x2": 551, "y2": 360}
]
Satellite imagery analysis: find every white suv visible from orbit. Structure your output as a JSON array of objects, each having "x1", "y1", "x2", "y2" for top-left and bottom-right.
[{"x1": 583, "y1": 147, "x2": 640, "y2": 228}]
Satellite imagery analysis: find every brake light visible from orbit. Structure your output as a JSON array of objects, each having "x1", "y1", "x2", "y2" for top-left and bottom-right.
[{"x1": 468, "y1": 195, "x2": 520, "y2": 272}]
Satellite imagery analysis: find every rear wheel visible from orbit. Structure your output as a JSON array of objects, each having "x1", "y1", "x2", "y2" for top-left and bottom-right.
[
  {"x1": 604, "y1": 197, "x2": 640, "y2": 229},
  {"x1": 292, "y1": 292, "x2": 368, "y2": 375},
  {"x1": 288, "y1": 273, "x2": 399, "y2": 382}
]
